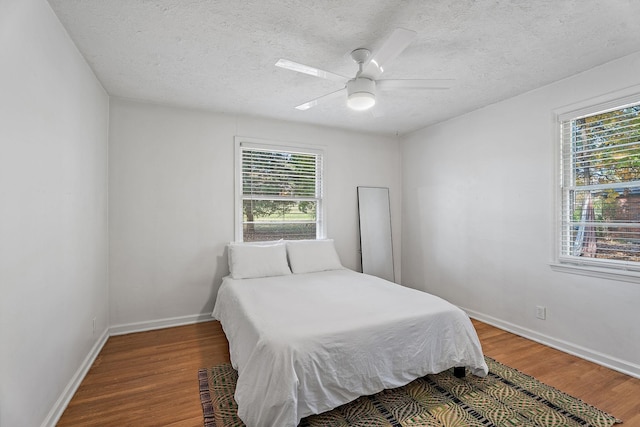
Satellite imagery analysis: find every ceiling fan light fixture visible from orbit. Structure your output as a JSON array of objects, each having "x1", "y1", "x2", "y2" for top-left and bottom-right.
[
  {"x1": 346, "y1": 78, "x2": 376, "y2": 111},
  {"x1": 347, "y1": 92, "x2": 376, "y2": 111}
]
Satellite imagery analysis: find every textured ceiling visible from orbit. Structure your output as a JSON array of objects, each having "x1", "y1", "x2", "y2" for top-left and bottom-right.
[{"x1": 47, "y1": 0, "x2": 640, "y2": 136}]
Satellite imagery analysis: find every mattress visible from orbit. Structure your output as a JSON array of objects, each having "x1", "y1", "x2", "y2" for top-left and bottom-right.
[{"x1": 212, "y1": 268, "x2": 488, "y2": 427}]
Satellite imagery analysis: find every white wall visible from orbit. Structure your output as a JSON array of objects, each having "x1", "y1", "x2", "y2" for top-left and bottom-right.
[
  {"x1": 108, "y1": 99, "x2": 401, "y2": 328},
  {"x1": 401, "y1": 52, "x2": 640, "y2": 377},
  {"x1": 0, "y1": 0, "x2": 109, "y2": 426}
]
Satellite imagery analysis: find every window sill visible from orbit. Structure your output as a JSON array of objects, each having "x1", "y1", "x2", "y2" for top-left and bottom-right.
[{"x1": 550, "y1": 262, "x2": 640, "y2": 284}]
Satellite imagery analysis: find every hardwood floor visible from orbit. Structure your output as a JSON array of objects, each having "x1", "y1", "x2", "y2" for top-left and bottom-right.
[
  {"x1": 57, "y1": 322, "x2": 230, "y2": 426},
  {"x1": 57, "y1": 319, "x2": 640, "y2": 426}
]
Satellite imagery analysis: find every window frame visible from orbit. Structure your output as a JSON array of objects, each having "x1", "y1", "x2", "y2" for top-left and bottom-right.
[
  {"x1": 552, "y1": 87, "x2": 640, "y2": 282},
  {"x1": 234, "y1": 136, "x2": 326, "y2": 242}
]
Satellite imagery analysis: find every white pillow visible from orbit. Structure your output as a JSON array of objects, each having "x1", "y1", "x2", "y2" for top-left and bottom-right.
[
  {"x1": 286, "y1": 239, "x2": 343, "y2": 274},
  {"x1": 228, "y1": 242, "x2": 291, "y2": 279}
]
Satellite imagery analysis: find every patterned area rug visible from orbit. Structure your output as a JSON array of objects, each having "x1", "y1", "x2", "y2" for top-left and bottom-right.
[{"x1": 198, "y1": 356, "x2": 622, "y2": 427}]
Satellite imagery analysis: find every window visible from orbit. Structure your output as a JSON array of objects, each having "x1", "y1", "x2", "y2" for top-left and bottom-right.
[
  {"x1": 559, "y1": 96, "x2": 640, "y2": 272},
  {"x1": 235, "y1": 138, "x2": 324, "y2": 242}
]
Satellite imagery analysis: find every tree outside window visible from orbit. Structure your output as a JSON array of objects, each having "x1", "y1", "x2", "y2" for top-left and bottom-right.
[
  {"x1": 562, "y1": 102, "x2": 640, "y2": 264},
  {"x1": 238, "y1": 143, "x2": 323, "y2": 242}
]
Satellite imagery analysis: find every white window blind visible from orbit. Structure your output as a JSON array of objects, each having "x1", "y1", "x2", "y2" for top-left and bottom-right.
[
  {"x1": 559, "y1": 99, "x2": 640, "y2": 270},
  {"x1": 237, "y1": 141, "x2": 323, "y2": 242}
]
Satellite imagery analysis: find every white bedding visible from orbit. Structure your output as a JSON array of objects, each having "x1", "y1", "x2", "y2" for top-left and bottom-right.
[{"x1": 212, "y1": 269, "x2": 488, "y2": 427}]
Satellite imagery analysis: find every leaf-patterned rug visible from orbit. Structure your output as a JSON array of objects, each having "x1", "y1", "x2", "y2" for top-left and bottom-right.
[{"x1": 198, "y1": 356, "x2": 622, "y2": 427}]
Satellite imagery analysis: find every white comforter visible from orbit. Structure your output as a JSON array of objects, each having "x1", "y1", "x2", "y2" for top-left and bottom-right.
[{"x1": 212, "y1": 269, "x2": 488, "y2": 427}]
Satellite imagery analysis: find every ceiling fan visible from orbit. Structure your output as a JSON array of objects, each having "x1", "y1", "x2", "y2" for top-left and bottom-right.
[{"x1": 275, "y1": 28, "x2": 453, "y2": 112}]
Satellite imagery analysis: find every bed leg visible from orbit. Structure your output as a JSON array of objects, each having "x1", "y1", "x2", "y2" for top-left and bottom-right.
[{"x1": 453, "y1": 366, "x2": 466, "y2": 378}]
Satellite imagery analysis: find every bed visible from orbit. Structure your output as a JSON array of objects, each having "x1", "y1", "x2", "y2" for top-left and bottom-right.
[{"x1": 212, "y1": 239, "x2": 488, "y2": 427}]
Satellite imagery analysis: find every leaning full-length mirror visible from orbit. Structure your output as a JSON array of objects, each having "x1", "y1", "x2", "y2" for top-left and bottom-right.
[{"x1": 357, "y1": 187, "x2": 394, "y2": 282}]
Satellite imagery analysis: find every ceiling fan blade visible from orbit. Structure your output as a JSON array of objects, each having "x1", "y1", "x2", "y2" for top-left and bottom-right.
[
  {"x1": 377, "y1": 79, "x2": 454, "y2": 90},
  {"x1": 295, "y1": 88, "x2": 346, "y2": 110},
  {"x1": 276, "y1": 59, "x2": 349, "y2": 83},
  {"x1": 361, "y1": 28, "x2": 417, "y2": 78}
]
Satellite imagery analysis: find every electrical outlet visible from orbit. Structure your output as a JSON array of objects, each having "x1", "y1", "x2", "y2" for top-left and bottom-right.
[
  {"x1": 536, "y1": 306, "x2": 546, "y2": 320},
  {"x1": 92, "y1": 317, "x2": 96, "y2": 335}
]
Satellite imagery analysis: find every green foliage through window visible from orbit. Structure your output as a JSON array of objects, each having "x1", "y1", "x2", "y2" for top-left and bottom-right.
[
  {"x1": 240, "y1": 145, "x2": 322, "y2": 241},
  {"x1": 561, "y1": 101, "x2": 640, "y2": 264}
]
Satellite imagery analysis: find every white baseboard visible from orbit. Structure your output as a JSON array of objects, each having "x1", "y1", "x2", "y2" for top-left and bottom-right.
[
  {"x1": 463, "y1": 307, "x2": 640, "y2": 379},
  {"x1": 109, "y1": 312, "x2": 216, "y2": 336},
  {"x1": 41, "y1": 313, "x2": 217, "y2": 427},
  {"x1": 41, "y1": 328, "x2": 110, "y2": 427}
]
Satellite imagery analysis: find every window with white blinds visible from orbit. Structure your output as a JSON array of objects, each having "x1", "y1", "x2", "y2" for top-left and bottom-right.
[
  {"x1": 235, "y1": 139, "x2": 324, "y2": 242},
  {"x1": 559, "y1": 98, "x2": 640, "y2": 270}
]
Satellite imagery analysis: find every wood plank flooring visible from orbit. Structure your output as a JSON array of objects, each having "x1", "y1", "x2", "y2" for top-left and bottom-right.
[
  {"x1": 57, "y1": 322, "x2": 230, "y2": 426},
  {"x1": 57, "y1": 319, "x2": 640, "y2": 426}
]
